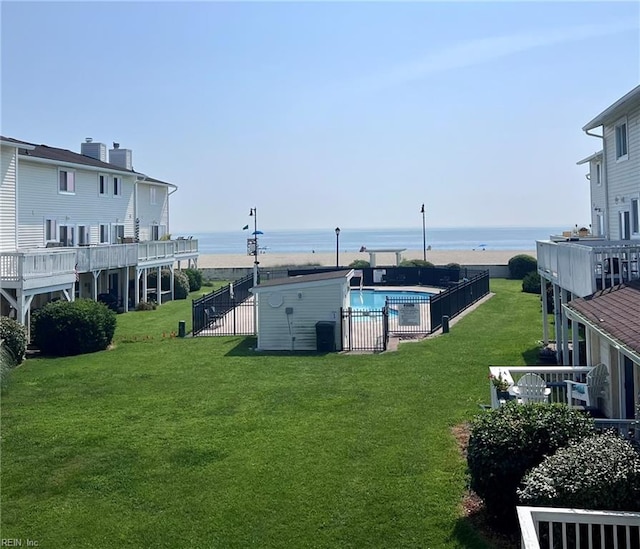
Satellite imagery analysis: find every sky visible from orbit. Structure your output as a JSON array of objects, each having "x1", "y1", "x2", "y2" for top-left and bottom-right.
[{"x1": 1, "y1": 1, "x2": 639, "y2": 233}]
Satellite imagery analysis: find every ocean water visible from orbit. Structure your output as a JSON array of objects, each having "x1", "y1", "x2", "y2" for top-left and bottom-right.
[{"x1": 188, "y1": 227, "x2": 563, "y2": 255}]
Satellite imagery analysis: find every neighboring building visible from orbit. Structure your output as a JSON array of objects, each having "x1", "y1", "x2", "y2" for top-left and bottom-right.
[
  {"x1": 0, "y1": 136, "x2": 198, "y2": 334},
  {"x1": 537, "y1": 85, "x2": 640, "y2": 420},
  {"x1": 250, "y1": 270, "x2": 354, "y2": 351}
]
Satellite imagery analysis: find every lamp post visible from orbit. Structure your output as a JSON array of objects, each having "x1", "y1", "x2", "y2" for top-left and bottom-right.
[
  {"x1": 335, "y1": 227, "x2": 341, "y2": 268},
  {"x1": 249, "y1": 208, "x2": 258, "y2": 287},
  {"x1": 420, "y1": 204, "x2": 426, "y2": 261}
]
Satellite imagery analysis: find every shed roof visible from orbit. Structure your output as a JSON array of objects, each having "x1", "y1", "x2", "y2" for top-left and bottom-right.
[
  {"x1": 566, "y1": 280, "x2": 640, "y2": 354},
  {"x1": 582, "y1": 84, "x2": 640, "y2": 131},
  {"x1": 576, "y1": 151, "x2": 603, "y2": 165},
  {"x1": 253, "y1": 269, "x2": 354, "y2": 290}
]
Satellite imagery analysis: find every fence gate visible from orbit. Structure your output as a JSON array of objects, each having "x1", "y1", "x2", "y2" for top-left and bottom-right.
[{"x1": 341, "y1": 307, "x2": 388, "y2": 352}]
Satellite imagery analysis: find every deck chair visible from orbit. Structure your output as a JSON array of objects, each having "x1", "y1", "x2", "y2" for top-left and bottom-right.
[
  {"x1": 514, "y1": 373, "x2": 551, "y2": 404},
  {"x1": 565, "y1": 363, "x2": 608, "y2": 410},
  {"x1": 204, "y1": 306, "x2": 223, "y2": 327}
]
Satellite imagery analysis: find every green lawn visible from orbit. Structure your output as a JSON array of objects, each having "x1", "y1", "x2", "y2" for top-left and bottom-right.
[{"x1": 1, "y1": 279, "x2": 542, "y2": 548}]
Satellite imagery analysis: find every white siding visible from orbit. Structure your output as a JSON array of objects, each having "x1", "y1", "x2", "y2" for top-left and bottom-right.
[
  {"x1": 589, "y1": 159, "x2": 606, "y2": 235},
  {"x1": 0, "y1": 146, "x2": 17, "y2": 251},
  {"x1": 17, "y1": 160, "x2": 136, "y2": 248},
  {"x1": 136, "y1": 182, "x2": 169, "y2": 241},
  {"x1": 603, "y1": 103, "x2": 640, "y2": 239},
  {"x1": 257, "y1": 282, "x2": 347, "y2": 351}
]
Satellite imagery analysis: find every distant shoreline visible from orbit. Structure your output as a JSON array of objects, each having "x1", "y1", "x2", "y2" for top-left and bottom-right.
[{"x1": 193, "y1": 248, "x2": 536, "y2": 269}]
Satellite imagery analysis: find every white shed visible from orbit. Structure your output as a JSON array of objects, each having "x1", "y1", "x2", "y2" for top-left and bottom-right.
[{"x1": 250, "y1": 269, "x2": 354, "y2": 352}]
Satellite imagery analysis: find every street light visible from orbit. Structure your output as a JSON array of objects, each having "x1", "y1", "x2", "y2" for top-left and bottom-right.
[
  {"x1": 249, "y1": 208, "x2": 259, "y2": 287},
  {"x1": 335, "y1": 227, "x2": 341, "y2": 268},
  {"x1": 420, "y1": 204, "x2": 426, "y2": 261}
]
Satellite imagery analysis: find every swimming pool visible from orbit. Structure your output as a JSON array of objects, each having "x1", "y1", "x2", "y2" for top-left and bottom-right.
[{"x1": 349, "y1": 289, "x2": 432, "y2": 310}]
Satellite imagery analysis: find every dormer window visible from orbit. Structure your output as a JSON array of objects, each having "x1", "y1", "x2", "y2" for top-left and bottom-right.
[{"x1": 58, "y1": 169, "x2": 75, "y2": 193}]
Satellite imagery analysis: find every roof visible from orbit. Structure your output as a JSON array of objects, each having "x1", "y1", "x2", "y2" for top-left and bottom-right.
[
  {"x1": 566, "y1": 280, "x2": 640, "y2": 354},
  {"x1": 0, "y1": 135, "x2": 173, "y2": 186},
  {"x1": 582, "y1": 84, "x2": 640, "y2": 131},
  {"x1": 576, "y1": 151, "x2": 603, "y2": 166},
  {"x1": 253, "y1": 269, "x2": 354, "y2": 289}
]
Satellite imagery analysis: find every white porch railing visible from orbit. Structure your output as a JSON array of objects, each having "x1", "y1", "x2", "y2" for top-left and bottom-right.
[
  {"x1": 76, "y1": 244, "x2": 139, "y2": 271},
  {"x1": 0, "y1": 250, "x2": 77, "y2": 280},
  {"x1": 174, "y1": 238, "x2": 198, "y2": 255},
  {"x1": 518, "y1": 506, "x2": 640, "y2": 549},
  {"x1": 489, "y1": 366, "x2": 591, "y2": 409},
  {"x1": 537, "y1": 240, "x2": 640, "y2": 297}
]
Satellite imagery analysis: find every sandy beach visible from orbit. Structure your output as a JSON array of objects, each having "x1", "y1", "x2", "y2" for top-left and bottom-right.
[{"x1": 195, "y1": 249, "x2": 536, "y2": 268}]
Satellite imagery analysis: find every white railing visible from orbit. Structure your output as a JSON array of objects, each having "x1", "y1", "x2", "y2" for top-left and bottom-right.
[
  {"x1": 174, "y1": 238, "x2": 198, "y2": 255},
  {"x1": 76, "y1": 244, "x2": 139, "y2": 271},
  {"x1": 489, "y1": 366, "x2": 591, "y2": 409},
  {"x1": 0, "y1": 250, "x2": 77, "y2": 280},
  {"x1": 137, "y1": 241, "x2": 176, "y2": 263},
  {"x1": 537, "y1": 240, "x2": 640, "y2": 297},
  {"x1": 518, "y1": 506, "x2": 640, "y2": 549}
]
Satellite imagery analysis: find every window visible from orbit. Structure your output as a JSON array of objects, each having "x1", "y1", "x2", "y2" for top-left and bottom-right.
[
  {"x1": 99, "y1": 224, "x2": 110, "y2": 244},
  {"x1": 595, "y1": 163, "x2": 602, "y2": 186},
  {"x1": 113, "y1": 176, "x2": 122, "y2": 197},
  {"x1": 620, "y1": 211, "x2": 631, "y2": 240},
  {"x1": 58, "y1": 169, "x2": 75, "y2": 193},
  {"x1": 45, "y1": 218, "x2": 57, "y2": 242},
  {"x1": 596, "y1": 213, "x2": 604, "y2": 237},
  {"x1": 632, "y1": 198, "x2": 639, "y2": 235},
  {"x1": 615, "y1": 121, "x2": 628, "y2": 160},
  {"x1": 150, "y1": 187, "x2": 157, "y2": 205},
  {"x1": 77, "y1": 225, "x2": 90, "y2": 246},
  {"x1": 59, "y1": 225, "x2": 75, "y2": 247},
  {"x1": 112, "y1": 224, "x2": 125, "y2": 244},
  {"x1": 98, "y1": 174, "x2": 108, "y2": 196}
]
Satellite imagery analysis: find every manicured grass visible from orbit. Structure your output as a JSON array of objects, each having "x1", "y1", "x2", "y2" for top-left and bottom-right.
[{"x1": 1, "y1": 279, "x2": 542, "y2": 548}]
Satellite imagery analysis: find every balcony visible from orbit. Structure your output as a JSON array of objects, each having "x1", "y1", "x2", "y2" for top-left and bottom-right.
[
  {"x1": 0, "y1": 250, "x2": 77, "y2": 290},
  {"x1": 76, "y1": 244, "x2": 139, "y2": 271},
  {"x1": 537, "y1": 239, "x2": 640, "y2": 297}
]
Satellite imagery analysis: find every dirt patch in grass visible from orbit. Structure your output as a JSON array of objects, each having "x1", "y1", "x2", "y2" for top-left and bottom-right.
[{"x1": 452, "y1": 423, "x2": 520, "y2": 549}]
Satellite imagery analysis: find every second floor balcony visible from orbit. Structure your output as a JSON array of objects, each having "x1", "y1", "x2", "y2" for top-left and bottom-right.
[{"x1": 537, "y1": 239, "x2": 640, "y2": 297}]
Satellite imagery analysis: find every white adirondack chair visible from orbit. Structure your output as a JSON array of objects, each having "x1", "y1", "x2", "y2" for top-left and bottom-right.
[
  {"x1": 565, "y1": 363, "x2": 609, "y2": 410},
  {"x1": 514, "y1": 373, "x2": 551, "y2": 404}
]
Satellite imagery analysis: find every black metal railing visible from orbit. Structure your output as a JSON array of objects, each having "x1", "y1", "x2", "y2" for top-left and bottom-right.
[
  {"x1": 429, "y1": 270, "x2": 490, "y2": 333},
  {"x1": 384, "y1": 294, "x2": 432, "y2": 334},
  {"x1": 341, "y1": 307, "x2": 388, "y2": 352},
  {"x1": 192, "y1": 274, "x2": 254, "y2": 336}
]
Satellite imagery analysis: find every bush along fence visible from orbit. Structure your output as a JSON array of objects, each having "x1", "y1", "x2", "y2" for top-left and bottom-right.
[{"x1": 192, "y1": 274, "x2": 254, "y2": 336}]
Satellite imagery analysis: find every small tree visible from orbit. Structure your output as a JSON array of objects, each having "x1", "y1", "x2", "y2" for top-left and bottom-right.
[
  {"x1": 399, "y1": 259, "x2": 435, "y2": 268},
  {"x1": 508, "y1": 254, "x2": 537, "y2": 279}
]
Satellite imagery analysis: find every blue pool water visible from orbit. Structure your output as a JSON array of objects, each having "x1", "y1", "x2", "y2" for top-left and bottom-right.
[{"x1": 349, "y1": 289, "x2": 431, "y2": 310}]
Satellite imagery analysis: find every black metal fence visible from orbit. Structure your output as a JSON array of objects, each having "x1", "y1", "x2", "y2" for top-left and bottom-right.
[
  {"x1": 192, "y1": 274, "x2": 254, "y2": 336},
  {"x1": 385, "y1": 294, "x2": 432, "y2": 335},
  {"x1": 341, "y1": 307, "x2": 388, "y2": 352},
  {"x1": 429, "y1": 270, "x2": 490, "y2": 333}
]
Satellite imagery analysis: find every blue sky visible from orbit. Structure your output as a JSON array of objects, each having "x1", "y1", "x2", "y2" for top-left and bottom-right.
[{"x1": 2, "y1": 1, "x2": 639, "y2": 233}]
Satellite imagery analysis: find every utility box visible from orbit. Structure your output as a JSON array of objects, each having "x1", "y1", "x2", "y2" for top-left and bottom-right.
[{"x1": 316, "y1": 321, "x2": 337, "y2": 352}]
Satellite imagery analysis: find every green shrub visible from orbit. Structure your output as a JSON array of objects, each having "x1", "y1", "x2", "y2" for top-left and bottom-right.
[
  {"x1": 399, "y1": 259, "x2": 435, "y2": 268},
  {"x1": 174, "y1": 270, "x2": 190, "y2": 299},
  {"x1": 202, "y1": 280, "x2": 214, "y2": 287},
  {"x1": 348, "y1": 259, "x2": 370, "y2": 268},
  {"x1": 184, "y1": 268, "x2": 203, "y2": 291},
  {"x1": 0, "y1": 316, "x2": 27, "y2": 365},
  {"x1": 32, "y1": 299, "x2": 116, "y2": 357},
  {"x1": 519, "y1": 431, "x2": 640, "y2": 511},
  {"x1": 444, "y1": 262, "x2": 462, "y2": 270},
  {"x1": 467, "y1": 403, "x2": 595, "y2": 526},
  {"x1": 136, "y1": 301, "x2": 157, "y2": 311},
  {"x1": 147, "y1": 269, "x2": 190, "y2": 300},
  {"x1": 508, "y1": 254, "x2": 537, "y2": 279},
  {"x1": 521, "y1": 271, "x2": 540, "y2": 293}
]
